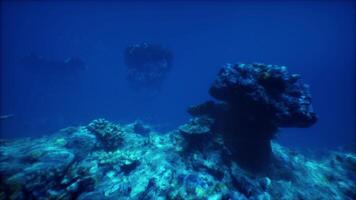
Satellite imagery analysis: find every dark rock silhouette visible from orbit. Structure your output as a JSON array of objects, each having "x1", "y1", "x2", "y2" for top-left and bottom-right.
[
  {"x1": 124, "y1": 42, "x2": 173, "y2": 90},
  {"x1": 188, "y1": 63, "x2": 318, "y2": 171}
]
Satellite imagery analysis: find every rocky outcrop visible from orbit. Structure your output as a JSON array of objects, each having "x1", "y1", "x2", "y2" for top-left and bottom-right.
[
  {"x1": 0, "y1": 119, "x2": 354, "y2": 200},
  {"x1": 188, "y1": 63, "x2": 318, "y2": 171}
]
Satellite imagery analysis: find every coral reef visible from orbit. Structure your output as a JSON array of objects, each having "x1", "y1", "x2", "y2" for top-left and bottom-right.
[
  {"x1": 209, "y1": 63, "x2": 317, "y2": 128},
  {"x1": 0, "y1": 63, "x2": 354, "y2": 199},
  {"x1": 188, "y1": 63, "x2": 318, "y2": 171},
  {"x1": 178, "y1": 117, "x2": 215, "y2": 151},
  {"x1": 87, "y1": 118, "x2": 124, "y2": 151},
  {"x1": 124, "y1": 42, "x2": 173, "y2": 90},
  {"x1": 0, "y1": 119, "x2": 355, "y2": 199}
]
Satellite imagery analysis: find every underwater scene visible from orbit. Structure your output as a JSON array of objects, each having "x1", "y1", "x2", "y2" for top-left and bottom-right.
[{"x1": 0, "y1": 1, "x2": 355, "y2": 199}]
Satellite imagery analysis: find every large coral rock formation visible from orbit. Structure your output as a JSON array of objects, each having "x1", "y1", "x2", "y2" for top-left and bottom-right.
[
  {"x1": 0, "y1": 119, "x2": 355, "y2": 199},
  {"x1": 209, "y1": 63, "x2": 317, "y2": 128},
  {"x1": 189, "y1": 63, "x2": 318, "y2": 171}
]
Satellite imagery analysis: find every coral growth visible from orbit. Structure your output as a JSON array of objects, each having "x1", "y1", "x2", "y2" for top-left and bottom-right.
[
  {"x1": 87, "y1": 119, "x2": 124, "y2": 151},
  {"x1": 209, "y1": 63, "x2": 317, "y2": 128},
  {"x1": 0, "y1": 60, "x2": 353, "y2": 200},
  {"x1": 178, "y1": 117, "x2": 215, "y2": 151},
  {"x1": 188, "y1": 63, "x2": 318, "y2": 171},
  {"x1": 0, "y1": 120, "x2": 354, "y2": 199}
]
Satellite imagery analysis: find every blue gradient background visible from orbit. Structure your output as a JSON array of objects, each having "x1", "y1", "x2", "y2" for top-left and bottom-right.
[{"x1": 1, "y1": 1, "x2": 355, "y2": 150}]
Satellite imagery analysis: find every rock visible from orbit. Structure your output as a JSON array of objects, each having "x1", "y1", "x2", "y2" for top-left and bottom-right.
[
  {"x1": 179, "y1": 117, "x2": 214, "y2": 151},
  {"x1": 0, "y1": 119, "x2": 354, "y2": 200},
  {"x1": 179, "y1": 117, "x2": 213, "y2": 135},
  {"x1": 131, "y1": 120, "x2": 151, "y2": 136},
  {"x1": 188, "y1": 63, "x2": 318, "y2": 171},
  {"x1": 66, "y1": 129, "x2": 97, "y2": 159},
  {"x1": 209, "y1": 63, "x2": 317, "y2": 128},
  {"x1": 87, "y1": 118, "x2": 124, "y2": 151}
]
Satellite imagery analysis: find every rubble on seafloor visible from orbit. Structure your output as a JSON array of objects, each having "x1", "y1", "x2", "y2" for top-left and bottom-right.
[{"x1": 0, "y1": 119, "x2": 355, "y2": 200}]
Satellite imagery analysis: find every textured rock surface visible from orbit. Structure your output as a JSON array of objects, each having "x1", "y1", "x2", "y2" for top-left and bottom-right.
[
  {"x1": 209, "y1": 63, "x2": 317, "y2": 128},
  {"x1": 179, "y1": 117, "x2": 215, "y2": 152},
  {"x1": 189, "y1": 63, "x2": 318, "y2": 171},
  {"x1": 0, "y1": 119, "x2": 355, "y2": 200},
  {"x1": 87, "y1": 118, "x2": 124, "y2": 151}
]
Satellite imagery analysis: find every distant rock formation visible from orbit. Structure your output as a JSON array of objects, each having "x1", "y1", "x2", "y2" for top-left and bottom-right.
[{"x1": 124, "y1": 42, "x2": 173, "y2": 90}]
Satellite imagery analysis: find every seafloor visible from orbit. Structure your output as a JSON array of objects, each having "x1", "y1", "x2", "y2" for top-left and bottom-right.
[{"x1": 0, "y1": 118, "x2": 355, "y2": 200}]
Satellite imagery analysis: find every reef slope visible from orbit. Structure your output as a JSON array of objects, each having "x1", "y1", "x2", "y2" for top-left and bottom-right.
[{"x1": 0, "y1": 119, "x2": 355, "y2": 200}]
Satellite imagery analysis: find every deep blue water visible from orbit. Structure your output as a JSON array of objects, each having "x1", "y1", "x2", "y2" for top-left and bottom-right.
[{"x1": 1, "y1": 1, "x2": 355, "y2": 150}]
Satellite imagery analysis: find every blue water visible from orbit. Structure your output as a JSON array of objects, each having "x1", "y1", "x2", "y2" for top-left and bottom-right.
[{"x1": 1, "y1": 1, "x2": 355, "y2": 150}]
